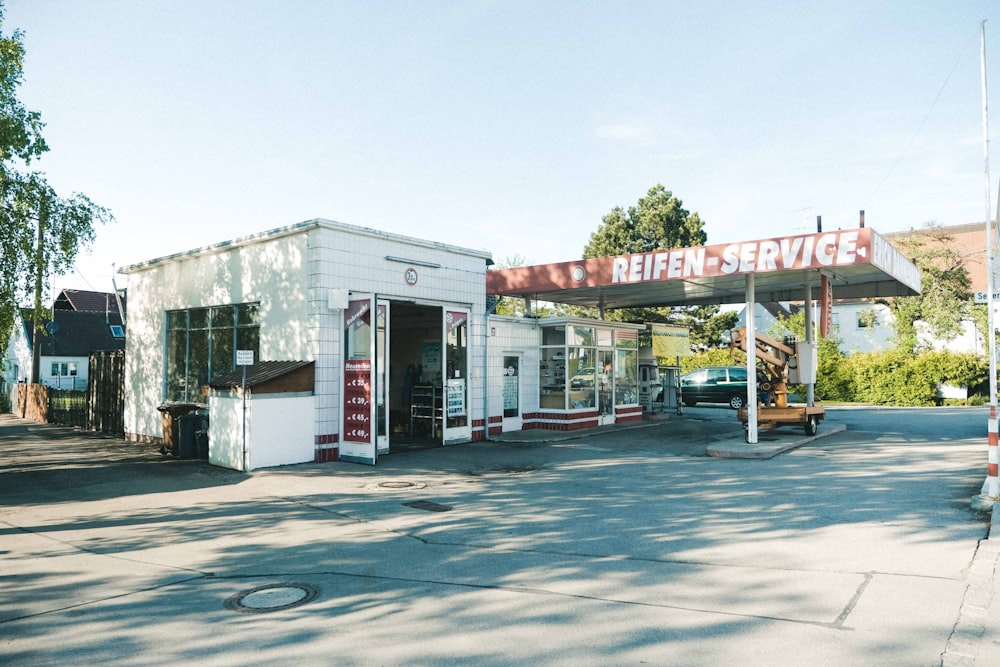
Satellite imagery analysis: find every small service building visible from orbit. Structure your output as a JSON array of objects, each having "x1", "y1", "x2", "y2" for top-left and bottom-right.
[{"x1": 121, "y1": 219, "x2": 645, "y2": 469}]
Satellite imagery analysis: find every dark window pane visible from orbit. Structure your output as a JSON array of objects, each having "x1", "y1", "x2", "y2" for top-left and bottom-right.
[
  {"x1": 236, "y1": 327, "x2": 259, "y2": 356},
  {"x1": 166, "y1": 329, "x2": 187, "y2": 401},
  {"x1": 189, "y1": 308, "x2": 209, "y2": 329},
  {"x1": 187, "y1": 330, "x2": 209, "y2": 399},
  {"x1": 211, "y1": 306, "x2": 235, "y2": 329},
  {"x1": 166, "y1": 311, "x2": 187, "y2": 331},
  {"x1": 210, "y1": 330, "x2": 234, "y2": 379},
  {"x1": 238, "y1": 303, "x2": 260, "y2": 326}
]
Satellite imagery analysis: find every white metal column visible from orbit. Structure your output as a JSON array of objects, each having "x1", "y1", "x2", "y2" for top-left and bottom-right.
[
  {"x1": 746, "y1": 273, "x2": 758, "y2": 444},
  {"x1": 804, "y1": 278, "x2": 814, "y2": 407}
]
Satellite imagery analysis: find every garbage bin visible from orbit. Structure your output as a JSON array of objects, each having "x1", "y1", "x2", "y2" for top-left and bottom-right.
[
  {"x1": 179, "y1": 410, "x2": 210, "y2": 459},
  {"x1": 157, "y1": 403, "x2": 200, "y2": 455}
]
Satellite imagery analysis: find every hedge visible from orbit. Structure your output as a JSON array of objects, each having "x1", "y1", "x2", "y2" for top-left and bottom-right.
[{"x1": 681, "y1": 346, "x2": 988, "y2": 406}]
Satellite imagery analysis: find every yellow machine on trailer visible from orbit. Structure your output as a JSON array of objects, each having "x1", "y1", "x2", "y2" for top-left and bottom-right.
[{"x1": 730, "y1": 326, "x2": 825, "y2": 437}]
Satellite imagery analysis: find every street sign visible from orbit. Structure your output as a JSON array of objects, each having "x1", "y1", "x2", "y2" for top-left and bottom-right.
[
  {"x1": 236, "y1": 350, "x2": 255, "y2": 366},
  {"x1": 975, "y1": 291, "x2": 1000, "y2": 304}
]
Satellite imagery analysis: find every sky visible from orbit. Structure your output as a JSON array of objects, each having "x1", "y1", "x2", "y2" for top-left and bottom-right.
[{"x1": 5, "y1": 0, "x2": 1000, "y2": 298}]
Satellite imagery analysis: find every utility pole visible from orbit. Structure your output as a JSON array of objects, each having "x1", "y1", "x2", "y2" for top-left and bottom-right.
[
  {"x1": 976, "y1": 20, "x2": 1000, "y2": 508},
  {"x1": 30, "y1": 196, "x2": 46, "y2": 385}
]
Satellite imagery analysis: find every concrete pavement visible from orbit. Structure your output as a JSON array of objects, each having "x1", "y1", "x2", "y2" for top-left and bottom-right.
[{"x1": 1, "y1": 409, "x2": 997, "y2": 665}]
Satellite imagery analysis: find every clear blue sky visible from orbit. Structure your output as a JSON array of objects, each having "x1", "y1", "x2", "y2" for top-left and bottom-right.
[{"x1": 6, "y1": 0, "x2": 1000, "y2": 296}]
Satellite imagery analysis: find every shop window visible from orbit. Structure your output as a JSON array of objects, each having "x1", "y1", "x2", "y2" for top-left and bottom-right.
[
  {"x1": 615, "y1": 348, "x2": 638, "y2": 405},
  {"x1": 542, "y1": 325, "x2": 565, "y2": 346},
  {"x1": 569, "y1": 325, "x2": 595, "y2": 346},
  {"x1": 539, "y1": 348, "x2": 566, "y2": 409},
  {"x1": 567, "y1": 347, "x2": 596, "y2": 409},
  {"x1": 165, "y1": 302, "x2": 260, "y2": 402}
]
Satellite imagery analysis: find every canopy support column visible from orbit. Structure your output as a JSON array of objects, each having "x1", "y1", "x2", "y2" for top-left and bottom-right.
[
  {"x1": 804, "y1": 278, "x2": 815, "y2": 407},
  {"x1": 746, "y1": 273, "x2": 758, "y2": 444}
]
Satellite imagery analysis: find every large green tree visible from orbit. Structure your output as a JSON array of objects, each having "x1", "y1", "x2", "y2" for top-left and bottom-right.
[
  {"x1": 0, "y1": 4, "x2": 112, "y2": 381},
  {"x1": 881, "y1": 224, "x2": 972, "y2": 354},
  {"x1": 581, "y1": 184, "x2": 732, "y2": 347}
]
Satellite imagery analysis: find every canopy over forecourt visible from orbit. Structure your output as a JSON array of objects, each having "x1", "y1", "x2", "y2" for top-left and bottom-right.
[{"x1": 486, "y1": 226, "x2": 922, "y2": 443}]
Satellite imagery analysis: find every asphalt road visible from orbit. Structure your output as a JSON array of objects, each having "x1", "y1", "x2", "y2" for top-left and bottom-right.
[{"x1": 0, "y1": 406, "x2": 994, "y2": 666}]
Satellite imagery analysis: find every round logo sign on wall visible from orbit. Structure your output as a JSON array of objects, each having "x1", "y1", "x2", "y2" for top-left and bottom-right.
[
  {"x1": 404, "y1": 268, "x2": 418, "y2": 286},
  {"x1": 571, "y1": 265, "x2": 587, "y2": 283}
]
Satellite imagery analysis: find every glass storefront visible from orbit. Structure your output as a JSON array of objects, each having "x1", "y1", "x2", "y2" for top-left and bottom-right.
[{"x1": 537, "y1": 319, "x2": 640, "y2": 414}]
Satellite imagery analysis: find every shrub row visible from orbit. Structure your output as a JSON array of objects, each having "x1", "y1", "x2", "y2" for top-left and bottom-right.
[{"x1": 680, "y1": 345, "x2": 989, "y2": 407}]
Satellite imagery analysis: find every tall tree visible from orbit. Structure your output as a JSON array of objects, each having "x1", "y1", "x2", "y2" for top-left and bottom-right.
[
  {"x1": 881, "y1": 224, "x2": 971, "y2": 354},
  {"x1": 0, "y1": 4, "x2": 112, "y2": 380},
  {"x1": 584, "y1": 184, "x2": 706, "y2": 258},
  {"x1": 581, "y1": 184, "x2": 731, "y2": 347}
]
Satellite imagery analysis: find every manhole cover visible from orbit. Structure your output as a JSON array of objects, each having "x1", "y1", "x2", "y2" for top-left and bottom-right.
[
  {"x1": 365, "y1": 480, "x2": 427, "y2": 491},
  {"x1": 403, "y1": 500, "x2": 452, "y2": 512},
  {"x1": 225, "y1": 583, "x2": 319, "y2": 614}
]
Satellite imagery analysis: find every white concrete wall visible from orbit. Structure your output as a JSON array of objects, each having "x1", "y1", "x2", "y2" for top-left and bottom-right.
[
  {"x1": 832, "y1": 301, "x2": 894, "y2": 354},
  {"x1": 917, "y1": 319, "x2": 981, "y2": 355},
  {"x1": 125, "y1": 230, "x2": 313, "y2": 440},
  {"x1": 208, "y1": 393, "x2": 244, "y2": 470},
  {"x1": 208, "y1": 393, "x2": 315, "y2": 471},
  {"x1": 486, "y1": 316, "x2": 540, "y2": 423}
]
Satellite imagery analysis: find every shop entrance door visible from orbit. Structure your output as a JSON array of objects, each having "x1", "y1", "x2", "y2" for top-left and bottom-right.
[
  {"x1": 501, "y1": 354, "x2": 522, "y2": 432},
  {"x1": 443, "y1": 309, "x2": 471, "y2": 444},
  {"x1": 341, "y1": 294, "x2": 377, "y2": 465}
]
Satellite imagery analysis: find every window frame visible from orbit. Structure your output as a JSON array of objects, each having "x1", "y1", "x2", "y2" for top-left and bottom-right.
[{"x1": 164, "y1": 302, "x2": 260, "y2": 402}]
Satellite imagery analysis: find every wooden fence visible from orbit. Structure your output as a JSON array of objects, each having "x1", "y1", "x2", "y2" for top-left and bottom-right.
[
  {"x1": 86, "y1": 350, "x2": 125, "y2": 434},
  {"x1": 14, "y1": 350, "x2": 126, "y2": 435}
]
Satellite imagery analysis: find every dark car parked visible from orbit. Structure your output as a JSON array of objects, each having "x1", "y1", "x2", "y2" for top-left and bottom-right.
[{"x1": 680, "y1": 365, "x2": 766, "y2": 409}]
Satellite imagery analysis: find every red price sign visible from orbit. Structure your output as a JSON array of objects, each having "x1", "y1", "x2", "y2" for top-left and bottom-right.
[{"x1": 344, "y1": 359, "x2": 372, "y2": 443}]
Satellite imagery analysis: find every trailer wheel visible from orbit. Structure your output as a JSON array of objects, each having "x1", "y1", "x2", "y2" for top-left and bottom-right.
[{"x1": 804, "y1": 415, "x2": 819, "y2": 436}]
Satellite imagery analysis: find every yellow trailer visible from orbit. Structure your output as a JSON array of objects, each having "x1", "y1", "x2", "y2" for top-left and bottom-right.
[{"x1": 737, "y1": 404, "x2": 825, "y2": 436}]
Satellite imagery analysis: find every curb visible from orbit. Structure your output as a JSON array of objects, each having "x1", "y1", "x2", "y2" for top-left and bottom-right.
[{"x1": 705, "y1": 423, "x2": 848, "y2": 459}]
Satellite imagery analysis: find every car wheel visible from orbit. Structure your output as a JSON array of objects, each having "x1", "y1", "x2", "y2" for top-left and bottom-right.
[
  {"x1": 729, "y1": 395, "x2": 745, "y2": 410},
  {"x1": 683, "y1": 399, "x2": 697, "y2": 407}
]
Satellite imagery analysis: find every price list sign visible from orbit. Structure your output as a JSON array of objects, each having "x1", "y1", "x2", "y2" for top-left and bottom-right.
[{"x1": 343, "y1": 359, "x2": 372, "y2": 442}]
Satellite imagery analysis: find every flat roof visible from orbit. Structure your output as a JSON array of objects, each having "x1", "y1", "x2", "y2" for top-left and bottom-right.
[
  {"x1": 486, "y1": 227, "x2": 921, "y2": 308},
  {"x1": 120, "y1": 218, "x2": 493, "y2": 274}
]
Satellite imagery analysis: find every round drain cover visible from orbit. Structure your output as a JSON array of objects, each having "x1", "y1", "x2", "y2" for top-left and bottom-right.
[
  {"x1": 365, "y1": 480, "x2": 427, "y2": 491},
  {"x1": 225, "y1": 583, "x2": 319, "y2": 613}
]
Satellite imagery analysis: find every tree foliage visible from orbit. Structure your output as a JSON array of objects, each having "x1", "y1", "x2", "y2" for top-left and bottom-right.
[
  {"x1": 882, "y1": 224, "x2": 971, "y2": 353},
  {"x1": 583, "y1": 184, "x2": 707, "y2": 258},
  {"x1": 580, "y1": 184, "x2": 731, "y2": 346},
  {"x1": 489, "y1": 254, "x2": 556, "y2": 318},
  {"x1": 0, "y1": 4, "x2": 112, "y2": 365}
]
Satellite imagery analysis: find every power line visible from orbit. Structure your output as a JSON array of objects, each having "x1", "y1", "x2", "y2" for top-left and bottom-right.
[{"x1": 859, "y1": 27, "x2": 980, "y2": 220}]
